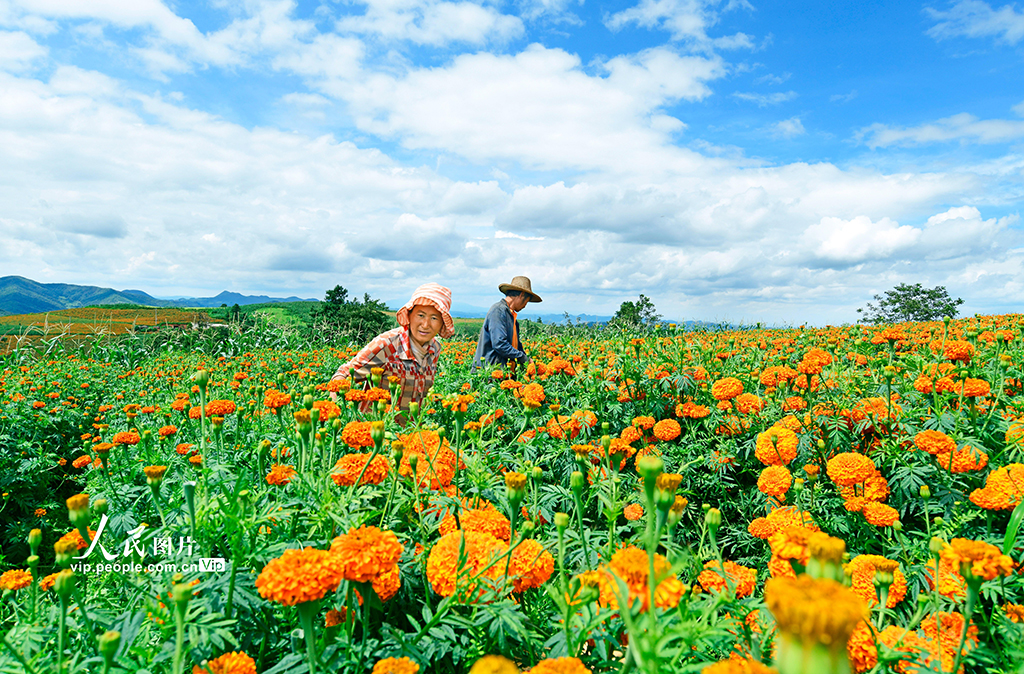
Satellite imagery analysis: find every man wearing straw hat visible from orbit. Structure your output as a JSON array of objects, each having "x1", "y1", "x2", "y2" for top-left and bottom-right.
[{"x1": 472, "y1": 276, "x2": 541, "y2": 372}]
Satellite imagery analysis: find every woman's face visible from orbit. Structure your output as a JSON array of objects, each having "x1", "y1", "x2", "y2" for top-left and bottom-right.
[{"x1": 409, "y1": 304, "x2": 444, "y2": 346}]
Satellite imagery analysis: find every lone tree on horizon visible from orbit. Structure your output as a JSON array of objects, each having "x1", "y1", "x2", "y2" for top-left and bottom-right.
[
  {"x1": 612, "y1": 294, "x2": 661, "y2": 328},
  {"x1": 857, "y1": 283, "x2": 964, "y2": 324}
]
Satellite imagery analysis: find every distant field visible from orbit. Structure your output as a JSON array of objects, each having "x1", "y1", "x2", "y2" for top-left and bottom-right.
[{"x1": 0, "y1": 306, "x2": 210, "y2": 351}]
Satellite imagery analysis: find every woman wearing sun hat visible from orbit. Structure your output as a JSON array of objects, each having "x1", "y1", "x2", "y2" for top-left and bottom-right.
[
  {"x1": 331, "y1": 282, "x2": 454, "y2": 417},
  {"x1": 472, "y1": 275, "x2": 542, "y2": 371}
]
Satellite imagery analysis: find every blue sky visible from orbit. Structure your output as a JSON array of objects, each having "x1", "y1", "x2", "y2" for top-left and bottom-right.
[{"x1": 0, "y1": 0, "x2": 1022, "y2": 324}]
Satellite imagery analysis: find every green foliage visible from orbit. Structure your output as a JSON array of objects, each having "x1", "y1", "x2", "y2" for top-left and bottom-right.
[
  {"x1": 611, "y1": 294, "x2": 661, "y2": 328},
  {"x1": 857, "y1": 282, "x2": 964, "y2": 324},
  {"x1": 306, "y1": 285, "x2": 394, "y2": 345}
]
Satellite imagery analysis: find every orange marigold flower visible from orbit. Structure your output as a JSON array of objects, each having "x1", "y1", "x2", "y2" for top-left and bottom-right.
[
  {"x1": 652, "y1": 418, "x2": 681, "y2": 442},
  {"x1": 711, "y1": 377, "x2": 743, "y2": 401},
  {"x1": 341, "y1": 421, "x2": 374, "y2": 449},
  {"x1": 205, "y1": 399, "x2": 236, "y2": 416},
  {"x1": 111, "y1": 431, "x2": 140, "y2": 446},
  {"x1": 734, "y1": 393, "x2": 763, "y2": 414},
  {"x1": 623, "y1": 503, "x2": 644, "y2": 521},
  {"x1": 943, "y1": 340, "x2": 974, "y2": 363},
  {"x1": 312, "y1": 399, "x2": 342, "y2": 420},
  {"x1": 754, "y1": 427, "x2": 799, "y2": 466},
  {"x1": 439, "y1": 502, "x2": 511, "y2": 542},
  {"x1": 426, "y1": 530, "x2": 507, "y2": 598},
  {"x1": 782, "y1": 396, "x2": 807, "y2": 412},
  {"x1": 924, "y1": 556, "x2": 967, "y2": 601},
  {"x1": 620, "y1": 425, "x2": 642, "y2": 445},
  {"x1": 520, "y1": 382, "x2": 545, "y2": 409},
  {"x1": 255, "y1": 547, "x2": 345, "y2": 606},
  {"x1": 598, "y1": 546, "x2": 683, "y2": 610},
  {"x1": 266, "y1": 464, "x2": 297, "y2": 486},
  {"x1": 530, "y1": 658, "x2": 592, "y2": 674},
  {"x1": 332, "y1": 453, "x2": 389, "y2": 486},
  {"x1": 1006, "y1": 603, "x2": 1024, "y2": 623},
  {"x1": 263, "y1": 389, "x2": 291, "y2": 410},
  {"x1": 765, "y1": 575, "x2": 865, "y2": 648},
  {"x1": 848, "y1": 555, "x2": 907, "y2": 607},
  {"x1": 508, "y1": 538, "x2": 554, "y2": 592},
  {"x1": 372, "y1": 563, "x2": 402, "y2": 602},
  {"x1": 193, "y1": 651, "x2": 257, "y2": 674},
  {"x1": 39, "y1": 572, "x2": 58, "y2": 592},
  {"x1": 768, "y1": 526, "x2": 816, "y2": 568},
  {"x1": 158, "y1": 425, "x2": 177, "y2": 437},
  {"x1": 72, "y1": 455, "x2": 92, "y2": 469},
  {"x1": 0, "y1": 569, "x2": 33, "y2": 591},
  {"x1": 959, "y1": 378, "x2": 990, "y2": 398},
  {"x1": 371, "y1": 657, "x2": 419, "y2": 674},
  {"x1": 914, "y1": 375, "x2": 934, "y2": 394},
  {"x1": 921, "y1": 611, "x2": 978, "y2": 672},
  {"x1": 940, "y1": 538, "x2": 1014, "y2": 581},
  {"x1": 697, "y1": 560, "x2": 757, "y2": 598},
  {"x1": 914, "y1": 429, "x2": 956, "y2": 455},
  {"x1": 760, "y1": 365, "x2": 798, "y2": 387},
  {"x1": 677, "y1": 402, "x2": 711, "y2": 419},
  {"x1": 826, "y1": 452, "x2": 876, "y2": 486},
  {"x1": 936, "y1": 445, "x2": 988, "y2": 473},
  {"x1": 861, "y1": 502, "x2": 899, "y2": 527},
  {"x1": 175, "y1": 443, "x2": 193, "y2": 455},
  {"x1": 330, "y1": 526, "x2": 404, "y2": 583},
  {"x1": 632, "y1": 415, "x2": 656, "y2": 430},
  {"x1": 757, "y1": 465, "x2": 792, "y2": 497}
]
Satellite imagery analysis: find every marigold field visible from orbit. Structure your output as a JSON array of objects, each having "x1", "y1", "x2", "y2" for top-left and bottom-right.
[{"x1": 2, "y1": 315, "x2": 1024, "y2": 674}]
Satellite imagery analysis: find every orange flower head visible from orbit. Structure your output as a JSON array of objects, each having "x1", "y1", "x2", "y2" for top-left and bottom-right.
[
  {"x1": 711, "y1": 377, "x2": 743, "y2": 401},
  {"x1": 255, "y1": 547, "x2": 345, "y2": 606},
  {"x1": 330, "y1": 526, "x2": 404, "y2": 583},
  {"x1": 826, "y1": 452, "x2": 876, "y2": 486},
  {"x1": 754, "y1": 427, "x2": 799, "y2": 466}
]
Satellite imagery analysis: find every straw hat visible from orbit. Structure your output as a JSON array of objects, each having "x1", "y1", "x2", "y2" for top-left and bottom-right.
[
  {"x1": 498, "y1": 276, "x2": 542, "y2": 303},
  {"x1": 396, "y1": 283, "x2": 455, "y2": 338}
]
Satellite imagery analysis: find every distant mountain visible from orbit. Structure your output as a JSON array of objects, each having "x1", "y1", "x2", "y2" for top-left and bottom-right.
[{"x1": 0, "y1": 276, "x2": 317, "y2": 316}]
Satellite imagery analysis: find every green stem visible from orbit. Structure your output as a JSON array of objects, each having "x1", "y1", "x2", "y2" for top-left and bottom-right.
[{"x1": 298, "y1": 601, "x2": 321, "y2": 674}]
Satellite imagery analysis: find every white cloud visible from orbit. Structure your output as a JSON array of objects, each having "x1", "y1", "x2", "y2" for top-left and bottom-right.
[
  {"x1": 830, "y1": 89, "x2": 857, "y2": 103},
  {"x1": 755, "y1": 72, "x2": 790, "y2": 85},
  {"x1": 858, "y1": 111, "x2": 1024, "y2": 148},
  {"x1": 806, "y1": 215, "x2": 921, "y2": 263},
  {"x1": 605, "y1": 0, "x2": 754, "y2": 50},
  {"x1": 768, "y1": 116, "x2": 805, "y2": 139},
  {"x1": 0, "y1": 29, "x2": 46, "y2": 71},
  {"x1": 732, "y1": 90, "x2": 797, "y2": 106},
  {"x1": 335, "y1": 0, "x2": 524, "y2": 46},
  {"x1": 339, "y1": 44, "x2": 725, "y2": 171},
  {"x1": 926, "y1": 0, "x2": 1024, "y2": 45}
]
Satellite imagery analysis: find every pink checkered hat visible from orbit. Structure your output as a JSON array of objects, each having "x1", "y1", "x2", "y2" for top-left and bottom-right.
[{"x1": 396, "y1": 283, "x2": 454, "y2": 338}]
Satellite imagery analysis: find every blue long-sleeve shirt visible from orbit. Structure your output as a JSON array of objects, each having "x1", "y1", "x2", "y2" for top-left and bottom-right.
[{"x1": 472, "y1": 299, "x2": 527, "y2": 369}]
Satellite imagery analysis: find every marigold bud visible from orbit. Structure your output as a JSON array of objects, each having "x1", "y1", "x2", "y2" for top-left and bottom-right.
[
  {"x1": 98, "y1": 630, "x2": 121, "y2": 663},
  {"x1": 54, "y1": 569, "x2": 75, "y2": 599},
  {"x1": 28, "y1": 528, "x2": 42, "y2": 555},
  {"x1": 570, "y1": 471, "x2": 585, "y2": 494},
  {"x1": 919, "y1": 485, "x2": 931, "y2": 499},
  {"x1": 554, "y1": 512, "x2": 570, "y2": 529}
]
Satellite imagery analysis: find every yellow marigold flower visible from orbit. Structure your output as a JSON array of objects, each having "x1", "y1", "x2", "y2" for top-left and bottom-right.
[
  {"x1": 529, "y1": 657, "x2": 592, "y2": 674},
  {"x1": 765, "y1": 575, "x2": 865, "y2": 646},
  {"x1": 504, "y1": 471, "x2": 527, "y2": 491},
  {"x1": 0, "y1": 569, "x2": 33, "y2": 591},
  {"x1": 143, "y1": 465, "x2": 167, "y2": 481},
  {"x1": 702, "y1": 658, "x2": 777, "y2": 674},
  {"x1": 66, "y1": 493, "x2": 90, "y2": 512},
  {"x1": 469, "y1": 655, "x2": 520, "y2": 674},
  {"x1": 656, "y1": 472, "x2": 683, "y2": 492},
  {"x1": 940, "y1": 538, "x2": 1014, "y2": 581},
  {"x1": 807, "y1": 532, "x2": 846, "y2": 564},
  {"x1": 371, "y1": 657, "x2": 419, "y2": 674},
  {"x1": 826, "y1": 452, "x2": 876, "y2": 486},
  {"x1": 255, "y1": 547, "x2": 344, "y2": 606},
  {"x1": 330, "y1": 526, "x2": 404, "y2": 583}
]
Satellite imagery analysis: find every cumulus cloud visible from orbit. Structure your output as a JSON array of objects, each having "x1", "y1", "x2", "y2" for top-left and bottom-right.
[
  {"x1": 340, "y1": 44, "x2": 725, "y2": 171},
  {"x1": 857, "y1": 111, "x2": 1024, "y2": 148},
  {"x1": 926, "y1": 0, "x2": 1024, "y2": 45}
]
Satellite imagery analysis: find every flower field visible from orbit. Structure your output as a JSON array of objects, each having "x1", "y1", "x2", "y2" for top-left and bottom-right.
[{"x1": 2, "y1": 315, "x2": 1024, "y2": 674}]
